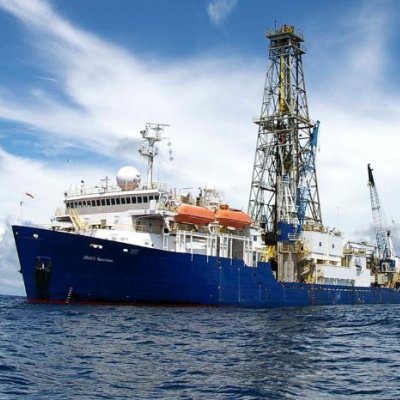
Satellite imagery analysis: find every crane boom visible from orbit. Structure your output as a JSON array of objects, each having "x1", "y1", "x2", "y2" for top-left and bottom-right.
[
  {"x1": 367, "y1": 164, "x2": 396, "y2": 272},
  {"x1": 297, "y1": 121, "x2": 320, "y2": 226}
]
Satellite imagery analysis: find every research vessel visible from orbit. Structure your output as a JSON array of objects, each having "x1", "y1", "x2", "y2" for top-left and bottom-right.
[{"x1": 13, "y1": 25, "x2": 400, "y2": 306}]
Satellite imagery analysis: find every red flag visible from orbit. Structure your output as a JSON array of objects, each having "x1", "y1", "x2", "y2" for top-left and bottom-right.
[{"x1": 25, "y1": 192, "x2": 34, "y2": 199}]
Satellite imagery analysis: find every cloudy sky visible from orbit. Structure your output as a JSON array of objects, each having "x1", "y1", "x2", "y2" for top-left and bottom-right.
[{"x1": 1, "y1": 0, "x2": 400, "y2": 296}]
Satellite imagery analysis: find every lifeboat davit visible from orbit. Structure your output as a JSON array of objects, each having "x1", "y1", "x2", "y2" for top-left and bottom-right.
[
  {"x1": 215, "y1": 209, "x2": 251, "y2": 229},
  {"x1": 175, "y1": 204, "x2": 215, "y2": 226}
]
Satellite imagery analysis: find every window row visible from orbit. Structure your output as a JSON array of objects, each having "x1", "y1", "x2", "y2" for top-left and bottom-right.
[{"x1": 66, "y1": 194, "x2": 160, "y2": 209}]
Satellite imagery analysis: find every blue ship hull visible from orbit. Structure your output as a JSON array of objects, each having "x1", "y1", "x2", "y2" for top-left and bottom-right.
[{"x1": 12, "y1": 225, "x2": 400, "y2": 307}]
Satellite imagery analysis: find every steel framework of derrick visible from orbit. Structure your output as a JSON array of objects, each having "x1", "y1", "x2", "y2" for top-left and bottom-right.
[{"x1": 248, "y1": 25, "x2": 322, "y2": 242}]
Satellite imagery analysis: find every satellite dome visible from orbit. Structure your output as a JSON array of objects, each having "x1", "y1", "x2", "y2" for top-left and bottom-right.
[{"x1": 116, "y1": 166, "x2": 141, "y2": 191}]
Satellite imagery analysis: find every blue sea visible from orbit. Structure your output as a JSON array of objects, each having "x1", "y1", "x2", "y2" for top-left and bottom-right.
[{"x1": 1, "y1": 295, "x2": 399, "y2": 399}]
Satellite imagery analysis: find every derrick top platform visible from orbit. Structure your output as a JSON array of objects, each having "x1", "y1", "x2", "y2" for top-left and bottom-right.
[{"x1": 266, "y1": 25, "x2": 304, "y2": 42}]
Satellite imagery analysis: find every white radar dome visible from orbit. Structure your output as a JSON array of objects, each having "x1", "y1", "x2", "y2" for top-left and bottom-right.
[{"x1": 116, "y1": 166, "x2": 141, "y2": 191}]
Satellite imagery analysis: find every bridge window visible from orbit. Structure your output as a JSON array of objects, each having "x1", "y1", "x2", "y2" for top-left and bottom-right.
[
  {"x1": 111, "y1": 198, "x2": 115, "y2": 205},
  {"x1": 121, "y1": 197, "x2": 126, "y2": 205},
  {"x1": 132, "y1": 197, "x2": 137, "y2": 204},
  {"x1": 101, "y1": 199, "x2": 105, "y2": 206},
  {"x1": 96, "y1": 199, "x2": 100, "y2": 206},
  {"x1": 106, "y1": 198, "x2": 110, "y2": 206},
  {"x1": 116, "y1": 198, "x2": 120, "y2": 205},
  {"x1": 137, "y1": 196, "x2": 143, "y2": 204}
]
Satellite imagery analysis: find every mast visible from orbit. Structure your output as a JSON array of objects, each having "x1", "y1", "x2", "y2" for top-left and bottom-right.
[
  {"x1": 248, "y1": 25, "x2": 322, "y2": 243},
  {"x1": 139, "y1": 123, "x2": 169, "y2": 187}
]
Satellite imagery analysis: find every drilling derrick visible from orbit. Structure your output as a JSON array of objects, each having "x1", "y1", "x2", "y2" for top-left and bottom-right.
[{"x1": 248, "y1": 25, "x2": 322, "y2": 244}]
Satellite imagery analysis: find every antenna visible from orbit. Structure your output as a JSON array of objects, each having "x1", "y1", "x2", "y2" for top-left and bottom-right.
[{"x1": 138, "y1": 123, "x2": 170, "y2": 187}]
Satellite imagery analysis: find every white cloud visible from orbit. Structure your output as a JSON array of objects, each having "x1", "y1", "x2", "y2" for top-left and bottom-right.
[
  {"x1": 0, "y1": 0, "x2": 263, "y2": 198},
  {"x1": 207, "y1": 0, "x2": 237, "y2": 26},
  {"x1": 307, "y1": 4, "x2": 400, "y2": 241},
  {"x1": 0, "y1": 218, "x2": 23, "y2": 296}
]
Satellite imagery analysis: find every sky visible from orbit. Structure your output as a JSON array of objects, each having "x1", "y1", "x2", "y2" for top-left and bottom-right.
[{"x1": 1, "y1": 0, "x2": 400, "y2": 296}]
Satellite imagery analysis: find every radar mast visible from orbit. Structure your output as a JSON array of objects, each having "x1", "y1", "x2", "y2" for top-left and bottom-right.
[{"x1": 139, "y1": 123, "x2": 170, "y2": 187}]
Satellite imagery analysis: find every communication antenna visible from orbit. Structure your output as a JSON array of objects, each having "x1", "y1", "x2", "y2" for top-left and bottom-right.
[{"x1": 138, "y1": 122, "x2": 170, "y2": 187}]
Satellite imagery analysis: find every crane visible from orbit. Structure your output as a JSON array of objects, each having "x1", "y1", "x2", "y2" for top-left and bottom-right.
[
  {"x1": 297, "y1": 121, "x2": 320, "y2": 226},
  {"x1": 367, "y1": 164, "x2": 397, "y2": 272}
]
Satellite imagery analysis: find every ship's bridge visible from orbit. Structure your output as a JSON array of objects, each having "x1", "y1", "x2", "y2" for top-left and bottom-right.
[{"x1": 63, "y1": 181, "x2": 168, "y2": 216}]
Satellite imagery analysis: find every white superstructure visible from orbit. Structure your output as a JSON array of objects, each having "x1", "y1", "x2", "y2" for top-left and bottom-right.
[{"x1": 51, "y1": 124, "x2": 264, "y2": 267}]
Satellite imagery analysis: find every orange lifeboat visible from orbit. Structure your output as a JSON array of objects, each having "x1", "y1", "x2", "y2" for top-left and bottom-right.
[
  {"x1": 175, "y1": 204, "x2": 215, "y2": 226},
  {"x1": 215, "y1": 209, "x2": 251, "y2": 229}
]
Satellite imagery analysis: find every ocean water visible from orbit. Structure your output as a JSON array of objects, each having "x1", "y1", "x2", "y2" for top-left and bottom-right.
[{"x1": 0, "y1": 296, "x2": 399, "y2": 400}]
